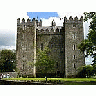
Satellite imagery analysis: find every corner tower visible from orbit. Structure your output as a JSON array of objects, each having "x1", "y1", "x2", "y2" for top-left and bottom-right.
[
  {"x1": 64, "y1": 16, "x2": 85, "y2": 77},
  {"x1": 16, "y1": 18, "x2": 37, "y2": 77}
]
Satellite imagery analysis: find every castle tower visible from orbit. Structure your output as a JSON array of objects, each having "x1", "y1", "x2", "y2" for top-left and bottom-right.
[
  {"x1": 64, "y1": 16, "x2": 85, "y2": 77},
  {"x1": 16, "y1": 18, "x2": 37, "y2": 77}
]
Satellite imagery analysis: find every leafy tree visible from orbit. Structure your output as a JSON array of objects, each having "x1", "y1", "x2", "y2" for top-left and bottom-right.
[
  {"x1": 35, "y1": 47, "x2": 55, "y2": 77},
  {"x1": 77, "y1": 65, "x2": 94, "y2": 78},
  {"x1": 78, "y1": 12, "x2": 96, "y2": 65},
  {"x1": 0, "y1": 50, "x2": 16, "y2": 72}
]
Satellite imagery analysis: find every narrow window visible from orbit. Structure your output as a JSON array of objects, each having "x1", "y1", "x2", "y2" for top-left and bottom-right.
[
  {"x1": 41, "y1": 43, "x2": 43, "y2": 51},
  {"x1": 73, "y1": 55, "x2": 76, "y2": 59},
  {"x1": 73, "y1": 33, "x2": 76, "y2": 39},
  {"x1": 56, "y1": 62, "x2": 58, "y2": 68},
  {"x1": 73, "y1": 44, "x2": 76, "y2": 50},
  {"x1": 73, "y1": 63, "x2": 76, "y2": 68}
]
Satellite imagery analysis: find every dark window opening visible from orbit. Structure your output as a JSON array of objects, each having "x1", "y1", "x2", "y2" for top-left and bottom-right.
[
  {"x1": 73, "y1": 45, "x2": 76, "y2": 50},
  {"x1": 74, "y1": 64, "x2": 76, "y2": 68},
  {"x1": 56, "y1": 62, "x2": 58, "y2": 68},
  {"x1": 73, "y1": 55, "x2": 75, "y2": 59},
  {"x1": 41, "y1": 43, "x2": 43, "y2": 51}
]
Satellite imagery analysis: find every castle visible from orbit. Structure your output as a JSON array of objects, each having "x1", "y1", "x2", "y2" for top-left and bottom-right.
[{"x1": 16, "y1": 15, "x2": 85, "y2": 78}]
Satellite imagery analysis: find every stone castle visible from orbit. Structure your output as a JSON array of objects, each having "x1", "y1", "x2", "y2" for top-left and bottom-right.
[{"x1": 16, "y1": 16, "x2": 85, "y2": 78}]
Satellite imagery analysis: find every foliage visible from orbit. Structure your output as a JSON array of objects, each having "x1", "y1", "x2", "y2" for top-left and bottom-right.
[
  {"x1": 0, "y1": 50, "x2": 16, "y2": 72},
  {"x1": 35, "y1": 47, "x2": 55, "y2": 75},
  {"x1": 78, "y1": 12, "x2": 96, "y2": 65},
  {"x1": 77, "y1": 65, "x2": 95, "y2": 78}
]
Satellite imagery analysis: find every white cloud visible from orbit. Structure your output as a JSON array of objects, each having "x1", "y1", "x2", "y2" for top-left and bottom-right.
[
  {"x1": 57, "y1": 12, "x2": 83, "y2": 18},
  {"x1": 42, "y1": 17, "x2": 64, "y2": 26},
  {"x1": 0, "y1": 46, "x2": 16, "y2": 50}
]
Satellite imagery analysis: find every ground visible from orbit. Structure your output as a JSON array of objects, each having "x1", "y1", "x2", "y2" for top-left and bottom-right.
[{"x1": 1, "y1": 78, "x2": 96, "y2": 85}]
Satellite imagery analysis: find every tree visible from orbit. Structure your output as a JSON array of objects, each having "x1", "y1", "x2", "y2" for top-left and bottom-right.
[
  {"x1": 77, "y1": 65, "x2": 94, "y2": 78},
  {"x1": 78, "y1": 12, "x2": 96, "y2": 64},
  {"x1": 0, "y1": 50, "x2": 16, "y2": 72},
  {"x1": 35, "y1": 47, "x2": 55, "y2": 77}
]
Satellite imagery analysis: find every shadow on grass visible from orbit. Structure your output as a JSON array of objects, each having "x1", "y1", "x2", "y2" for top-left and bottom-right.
[{"x1": 0, "y1": 79, "x2": 96, "y2": 85}]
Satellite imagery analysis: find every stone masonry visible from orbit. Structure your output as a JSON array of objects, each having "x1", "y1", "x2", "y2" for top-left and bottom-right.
[{"x1": 16, "y1": 16, "x2": 85, "y2": 78}]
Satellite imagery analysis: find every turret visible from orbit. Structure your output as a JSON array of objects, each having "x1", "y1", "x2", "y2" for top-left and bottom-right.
[{"x1": 51, "y1": 19, "x2": 56, "y2": 27}]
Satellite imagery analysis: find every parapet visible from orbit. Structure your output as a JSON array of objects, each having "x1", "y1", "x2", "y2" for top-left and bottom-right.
[
  {"x1": 17, "y1": 18, "x2": 42, "y2": 29},
  {"x1": 36, "y1": 26, "x2": 63, "y2": 35},
  {"x1": 64, "y1": 16, "x2": 83, "y2": 23}
]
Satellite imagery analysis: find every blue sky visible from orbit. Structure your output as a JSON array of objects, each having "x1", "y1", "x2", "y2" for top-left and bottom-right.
[{"x1": 27, "y1": 12, "x2": 59, "y2": 20}]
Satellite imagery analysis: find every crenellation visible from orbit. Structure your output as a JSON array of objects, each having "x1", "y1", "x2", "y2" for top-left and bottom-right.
[
  {"x1": 27, "y1": 18, "x2": 31, "y2": 23},
  {"x1": 79, "y1": 16, "x2": 83, "y2": 21},
  {"x1": 64, "y1": 16, "x2": 83, "y2": 24},
  {"x1": 69, "y1": 16, "x2": 73, "y2": 21},
  {"x1": 17, "y1": 18, "x2": 20, "y2": 25},
  {"x1": 74, "y1": 16, "x2": 78, "y2": 22},
  {"x1": 22, "y1": 18, "x2": 25, "y2": 23}
]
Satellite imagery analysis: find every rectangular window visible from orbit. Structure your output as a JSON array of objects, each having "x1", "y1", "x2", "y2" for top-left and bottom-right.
[
  {"x1": 73, "y1": 55, "x2": 76, "y2": 59},
  {"x1": 41, "y1": 43, "x2": 43, "y2": 51},
  {"x1": 72, "y1": 33, "x2": 76, "y2": 39},
  {"x1": 73, "y1": 63, "x2": 76, "y2": 68},
  {"x1": 73, "y1": 44, "x2": 76, "y2": 50},
  {"x1": 56, "y1": 62, "x2": 58, "y2": 68}
]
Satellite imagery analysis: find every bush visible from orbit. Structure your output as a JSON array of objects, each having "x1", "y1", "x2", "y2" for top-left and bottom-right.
[{"x1": 77, "y1": 65, "x2": 94, "y2": 78}]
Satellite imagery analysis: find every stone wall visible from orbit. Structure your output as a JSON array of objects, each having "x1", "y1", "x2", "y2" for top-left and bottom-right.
[
  {"x1": 16, "y1": 19, "x2": 36, "y2": 76},
  {"x1": 36, "y1": 33, "x2": 65, "y2": 77},
  {"x1": 64, "y1": 16, "x2": 85, "y2": 77}
]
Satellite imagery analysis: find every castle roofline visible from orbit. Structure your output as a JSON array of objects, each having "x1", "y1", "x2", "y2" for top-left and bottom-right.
[{"x1": 37, "y1": 26, "x2": 62, "y2": 30}]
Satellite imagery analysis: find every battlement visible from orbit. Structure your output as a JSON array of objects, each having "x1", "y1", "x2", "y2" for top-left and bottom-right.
[
  {"x1": 36, "y1": 26, "x2": 63, "y2": 35},
  {"x1": 17, "y1": 18, "x2": 42, "y2": 27},
  {"x1": 64, "y1": 16, "x2": 83, "y2": 23}
]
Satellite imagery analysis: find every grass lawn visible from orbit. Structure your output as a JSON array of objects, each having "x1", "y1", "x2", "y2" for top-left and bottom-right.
[{"x1": 2, "y1": 78, "x2": 96, "y2": 82}]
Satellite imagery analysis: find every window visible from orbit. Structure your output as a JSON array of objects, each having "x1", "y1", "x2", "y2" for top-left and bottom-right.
[
  {"x1": 73, "y1": 55, "x2": 76, "y2": 59},
  {"x1": 73, "y1": 44, "x2": 76, "y2": 50},
  {"x1": 56, "y1": 62, "x2": 58, "y2": 68},
  {"x1": 72, "y1": 33, "x2": 76, "y2": 39},
  {"x1": 73, "y1": 63, "x2": 76, "y2": 68},
  {"x1": 41, "y1": 43, "x2": 43, "y2": 51}
]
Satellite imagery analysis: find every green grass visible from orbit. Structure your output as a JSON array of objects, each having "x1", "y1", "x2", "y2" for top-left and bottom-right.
[{"x1": 2, "y1": 78, "x2": 96, "y2": 82}]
